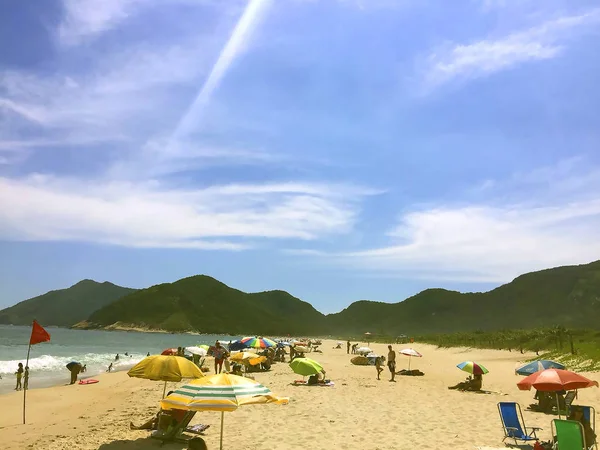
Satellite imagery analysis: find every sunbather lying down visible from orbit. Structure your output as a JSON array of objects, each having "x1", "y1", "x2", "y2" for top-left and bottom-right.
[
  {"x1": 448, "y1": 374, "x2": 482, "y2": 391},
  {"x1": 396, "y1": 369, "x2": 424, "y2": 376}
]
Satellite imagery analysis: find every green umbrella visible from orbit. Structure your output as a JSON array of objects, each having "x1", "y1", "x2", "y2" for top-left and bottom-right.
[{"x1": 289, "y1": 357, "x2": 323, "y2": 376}]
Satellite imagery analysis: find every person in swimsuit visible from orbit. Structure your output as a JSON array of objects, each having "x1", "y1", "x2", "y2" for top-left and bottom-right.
[
  {"x1": 387, "y1": 345, "x2": 396, "y2": 382},
  {"x1": 213, "y1": 341, "x2": 228, "y2": 374},
  {"x1": 15, "y1": 363, "x2": 23, "y2": 391},
  {"x1": 375, "y1": 356, "x2": 384, "y2": 380}
]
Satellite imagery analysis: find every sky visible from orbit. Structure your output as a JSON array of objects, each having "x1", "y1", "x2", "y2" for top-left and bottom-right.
[{"x1": 1, "y1": 0, "x2": 600, "y2": 314}]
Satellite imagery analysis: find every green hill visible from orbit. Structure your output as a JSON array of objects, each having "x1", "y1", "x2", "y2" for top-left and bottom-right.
[
  {"x1": 326, "y1": 260, "x2": 600, "y2": 335},
  {"x1": 3, "y1": 260, "x2": 600, "y2": 335},
  {"x1": 0, "y1": 280, "x2": 137, "y2": 327},
  {"x1": 83, "y1": 275, "x2": 326, "y2": 335}
]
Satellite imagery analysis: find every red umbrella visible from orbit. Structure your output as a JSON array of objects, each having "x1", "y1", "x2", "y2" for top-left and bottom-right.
[
  {"x1": 517, "y1": 369, "x2": 598, "y2": 392},
  {"x1": 161, "y1": 348, "x2": 178, "y2": 356},
  {"x1": 517, "y1": 369, "x2": 598, "y2": 419}
]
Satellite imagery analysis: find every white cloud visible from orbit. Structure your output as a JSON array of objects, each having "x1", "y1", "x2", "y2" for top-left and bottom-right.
[
  {"x1": 295, "y1": 161, "x2": 600, "y2": 283},
  {"x1": 423, "y1": 9, "x2": 600, "y2": 90},
  {"x1": 0, "y1": 175, "x2": 375, "y2": 249},
  {"x1": 58, "y1": 0, "x2": 140, "y2": 45}
]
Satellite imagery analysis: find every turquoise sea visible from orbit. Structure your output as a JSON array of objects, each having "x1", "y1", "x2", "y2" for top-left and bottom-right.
[{"x1": 0, "y1": 325, "x2": 239, "y2": 394}]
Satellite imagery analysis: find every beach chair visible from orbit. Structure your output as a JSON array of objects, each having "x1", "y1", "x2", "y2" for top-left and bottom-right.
[
  {"x1": 151, "y1": 410, "x2": 209, "y2": 446},
  {"x1": 570, "y1": 406, "x2": 597, "y2": 450},
  {"x1": 498, "y1": 402, "x2": 542, "y2": 445},
  {"x1": 552, "y1": 419, "x2": 587, "y2": 450}
]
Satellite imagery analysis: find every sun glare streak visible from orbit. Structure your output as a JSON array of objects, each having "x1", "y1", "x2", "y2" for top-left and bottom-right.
[{"x1": 169, "y1": 0, "x2": 271, "y2": 148}]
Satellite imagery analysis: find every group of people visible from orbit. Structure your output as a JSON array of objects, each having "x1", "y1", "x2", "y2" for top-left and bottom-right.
[{"x1": 14, "y1": 362, "x2": 29, "y2": 391}]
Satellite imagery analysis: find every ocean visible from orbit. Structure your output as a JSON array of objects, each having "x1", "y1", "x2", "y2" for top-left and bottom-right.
[{"x1": 0, "y1": 325, "x2": 239, "y2": 394}]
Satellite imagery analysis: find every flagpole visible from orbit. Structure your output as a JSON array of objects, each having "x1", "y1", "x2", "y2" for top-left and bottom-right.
[{"x1": 23, "y1": 342, "x2": 31, "y2": 424}]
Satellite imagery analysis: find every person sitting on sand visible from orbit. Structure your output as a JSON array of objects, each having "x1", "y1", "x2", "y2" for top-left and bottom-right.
[
  {"x1": 568, "y1": 405, "x2": 596, "y2": 446},
  {"x1": 448, "y1": 374, "x2": 482, "y2": 391},
  {"x1": 130, "y1": 392, "x2": 187, "y2": 430}
]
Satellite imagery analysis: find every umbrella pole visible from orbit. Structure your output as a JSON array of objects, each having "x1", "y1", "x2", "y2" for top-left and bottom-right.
[
  {"x1": 162, "y1": 381, "x2": 167, "y2": 399},
  {"x1": 555, "y1": 392, "x2": 561, "y2": 419},
  {"x1": 220, "y1": 411, "x2": 224, "y2": 450},
  {"x1": 408, "y1": 355, "x2": 411, "y2": 371}
]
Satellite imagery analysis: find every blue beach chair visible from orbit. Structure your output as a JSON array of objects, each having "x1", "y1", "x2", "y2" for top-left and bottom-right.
[{"x1": 498, "y1": 402, "x2": 542, "y2": 445}]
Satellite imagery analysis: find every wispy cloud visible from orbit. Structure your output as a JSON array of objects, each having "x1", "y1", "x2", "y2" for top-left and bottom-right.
[
  {"x1": 294, "y1": 160, "x2": 600, "y2": 283},
  {"x1": 0, "y1": 175, "x2": 376, "y2": 249},
  {"x1": 58, "y1": 0, "x2": 141, "y2": 46},
  {"x1": 422, "y1": 9, "x2": 600, "y2": 90}
]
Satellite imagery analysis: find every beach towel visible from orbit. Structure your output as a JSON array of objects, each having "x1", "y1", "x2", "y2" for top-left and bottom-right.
[{"x1": 292, "y1": 380, "x2": 335, "y2": 387}]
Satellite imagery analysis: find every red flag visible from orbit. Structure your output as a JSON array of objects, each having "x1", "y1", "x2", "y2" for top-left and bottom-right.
[{"x1": 29, "y1": 320, "x2": 51, "y2": 345}]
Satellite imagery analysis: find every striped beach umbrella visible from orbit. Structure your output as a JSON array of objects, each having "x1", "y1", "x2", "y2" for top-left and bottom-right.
[
  {"x1": 240, "y1": 336, "x2": 277, "y2": 349},
  {"x1": 161, "y1": 373, "x2": 288, "y2": 449},
  {"x1": 457, "y1": 361, "x2": 489, "y2": 375}
]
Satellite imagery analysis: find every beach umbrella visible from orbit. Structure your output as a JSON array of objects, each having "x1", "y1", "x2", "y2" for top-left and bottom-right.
[
  {"x1": 289, "y1": 357, "x2": 323, "y2": 376},
  {"x1": 356, "y1": 346, "x2": 372, "y2": 355},
  {"x1": 186, "y1": 346, "x2": 208, "y2": 357},
  {"x1": 517, "y1": 369, "x2": 598, "y2": 392},
  {"x1": 399, "y1": 348, "x2": 423, "y2": 371},
  {"x1": 517, "y1": 369, "x2": 598, "y2": 418},
  {"x1": 161, "y1": 348, "x2": 178, "y2": 356},
  {"x1": 128, "y1": 355, "x2": 204, "y2": 398},
  {"x1": 240, "y1": 336, "x2": 277, "y2": 349},
  {"x1": 515, "y1": 360, "x2": 565, "y2": 376},
  {"x1": 457, "y1": 361, "x2": 489, "y2": 375},
  {"x1": 160, "y1": 373, "x2": 288, "y2": 450},
  {"x1": 230, "y1": 352, "x2": 266, "y2": 366}
]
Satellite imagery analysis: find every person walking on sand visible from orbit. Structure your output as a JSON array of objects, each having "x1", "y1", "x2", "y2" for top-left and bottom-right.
[
  {"x1": 375, "y1": 356, "x2": 384, "y2": 380},
  {"x1": 15, "y1": 362, "x2": 23, "y2": 391},
  {"x1": 346, "y1": 340, "x2": 350, "y2": 354},
  {"x1": 23, "y1": 366, "x2": 29, "y2": 390},
  {"x1": 107, "y1": 363, "x2": 113, "y2": 372},
  {"x1": 387, "y1": 345, "x2": 396, "y2": 382}
]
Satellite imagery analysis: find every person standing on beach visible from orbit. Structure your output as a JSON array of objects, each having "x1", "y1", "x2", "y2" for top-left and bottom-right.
[
  {"x1": 346, "y1": 340, "x2": 350, "y2": 354},
  {"x1": 213, "y1": 341, "x2": 227, "y2": 374},
  {"x1": 375, "y1": 356, "x2": 384, "y2": 380},
  {"x1": 15, "y1": 363, "x2": 23, "y2": 390},
  {"x1": 387, "y1": 345, "x2": 396, "y2": 382},
  {"x1": 23, "y1": 366, "x2": 29, "y2": 390}
]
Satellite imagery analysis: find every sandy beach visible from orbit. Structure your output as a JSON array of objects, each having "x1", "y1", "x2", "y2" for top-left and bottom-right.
[{"x1": 1, "y1": 340, "x2": 598, "y2": 450}]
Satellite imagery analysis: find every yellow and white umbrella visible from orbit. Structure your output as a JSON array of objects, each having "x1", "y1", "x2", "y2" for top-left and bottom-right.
[
  {"x1": 161, "y1": 373, "x2": 288, "y2": 449},
  {"x1": 230, "y1": 351, "x2": 266, "y2": 366},
  {"x1": 127, "y1": 355, "x2": 204, "y2": 398}
]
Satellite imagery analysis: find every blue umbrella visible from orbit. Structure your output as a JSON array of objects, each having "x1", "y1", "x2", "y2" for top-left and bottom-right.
[{"x1": 515, "y1": 360, "x2": 565, "y2": 376}]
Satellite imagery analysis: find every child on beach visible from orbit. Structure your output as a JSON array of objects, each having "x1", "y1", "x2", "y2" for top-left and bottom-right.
[
  {"x1": 375, "y1": 356, "x2": 384, "y2": 380},
  {"x1": 15, "y1": 363, "x2": 23, "y2": 391},
  {"x1": 24, "y1": 366, "x2": 29, "y2": 390}
]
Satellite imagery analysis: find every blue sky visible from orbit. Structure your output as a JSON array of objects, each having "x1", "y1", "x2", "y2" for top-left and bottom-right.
[{"x1": 1, "y1": 0, "x2": 600, "y2": 314}]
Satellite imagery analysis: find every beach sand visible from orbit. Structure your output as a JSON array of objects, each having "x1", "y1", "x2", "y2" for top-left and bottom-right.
[{"x1": 1, "y1": 340, "x2": 598, "y2": 449}]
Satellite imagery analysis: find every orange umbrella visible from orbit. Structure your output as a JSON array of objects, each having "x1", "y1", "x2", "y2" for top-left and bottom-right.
[
  {"x1": 517, "y1": 368, "x2": 598, "y2": 419},
  {"x1": 517, "y1": 369, "x2": 598, "y2": 392},
  {"x1": 161, "y1": 348, "x2": 178, "y2": 356}
]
